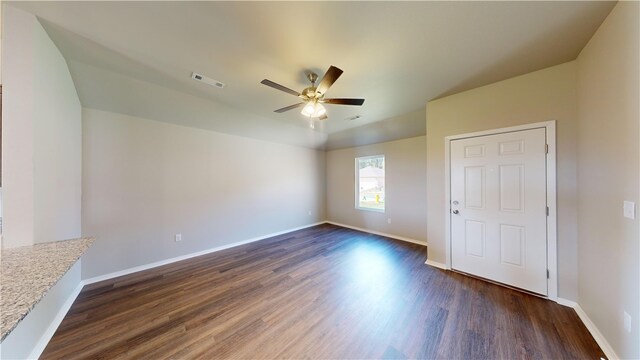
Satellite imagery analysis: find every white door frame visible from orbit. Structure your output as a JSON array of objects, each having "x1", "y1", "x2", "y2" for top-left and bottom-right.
[{"x1": 444, "y1": 120, "x2": 558, "y2": 301}]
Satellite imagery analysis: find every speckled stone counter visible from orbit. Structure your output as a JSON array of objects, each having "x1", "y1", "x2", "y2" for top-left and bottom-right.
[{"x1": 0, "y1": 237, "x2": 95, "y2": 342}]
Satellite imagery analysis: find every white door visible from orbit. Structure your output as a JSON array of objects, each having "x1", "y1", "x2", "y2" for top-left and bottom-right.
[{"x1": 450, "y1": 128, "x2": 548, "y2": 295}]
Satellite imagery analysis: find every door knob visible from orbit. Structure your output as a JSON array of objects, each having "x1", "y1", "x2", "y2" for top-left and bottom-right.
[{"x1": 452, "y1": 210, "x2": 459, "y2": 214}]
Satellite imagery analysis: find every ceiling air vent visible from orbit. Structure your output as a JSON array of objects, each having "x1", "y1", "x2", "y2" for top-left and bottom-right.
[{"x1": 191, "y1": 72, "x2": 225, "y2": 89}]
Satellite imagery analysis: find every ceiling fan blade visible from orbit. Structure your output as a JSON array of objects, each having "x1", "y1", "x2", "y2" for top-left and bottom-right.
[
  {"x1": 315, "y1": 66, "x2": 343, "y2": 95},
  {"x1": 321, "y1": 98, "x2": 365, "y2": 106},
  {"x1": 261, "y1": 79, "x2": 301, "y2": 97},
  {"x1": 274, "y1": 102, "x2": 305, "y2": 113}
]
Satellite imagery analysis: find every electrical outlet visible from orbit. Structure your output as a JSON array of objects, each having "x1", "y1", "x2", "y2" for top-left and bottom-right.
[
  {"x1": 623, "y1": 201, "x2": 636, "y2": 219},
  {"x1": 624, "y1": 311, "x2": 631, "y2": 333},
  {"x1": 175, "y1": 234, "x2": 182, "y2": 242},
  {"x1": 387, "y1": 218, "x2": 392, "y2": 224}
]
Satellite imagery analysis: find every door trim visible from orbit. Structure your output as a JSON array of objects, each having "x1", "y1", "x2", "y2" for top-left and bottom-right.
[{"x1": 444, "y1": 120, "x2": 557, "y2": 301}]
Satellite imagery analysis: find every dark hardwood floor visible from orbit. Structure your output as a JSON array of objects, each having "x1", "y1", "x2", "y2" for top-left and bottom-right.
[{"x1": 42, "y1": 224, "x2": 604, "y2": 359}]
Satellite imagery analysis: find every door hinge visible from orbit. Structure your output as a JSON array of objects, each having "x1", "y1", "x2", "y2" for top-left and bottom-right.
[
  {"x1": 546, "y1": 206, "x2": 549, "y2": 216},
  {"x1": 547, "y1": 269, "x2": 550, "y2": 279},
  {"x1": 545, "y1": 144, "x2": 549, "y2": 154}
]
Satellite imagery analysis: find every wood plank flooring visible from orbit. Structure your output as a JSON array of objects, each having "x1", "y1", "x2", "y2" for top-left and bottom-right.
[{"x1": 42, "y1": 224, "x2": 604, "y2": 359}]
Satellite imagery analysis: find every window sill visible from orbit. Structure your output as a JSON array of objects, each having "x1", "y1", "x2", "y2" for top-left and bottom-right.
[{"x1": 355, "y1": 207, "x2": 385, "y2": 213}]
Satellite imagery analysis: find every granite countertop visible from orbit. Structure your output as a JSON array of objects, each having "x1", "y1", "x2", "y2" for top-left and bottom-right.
[{"x1": 0, "y1": 237, "x2": 95, "y2": 342}]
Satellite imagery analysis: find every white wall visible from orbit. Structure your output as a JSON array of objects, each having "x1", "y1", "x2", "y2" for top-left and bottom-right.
[
  {"x1": 426, "y1": 62, "x2": 579, "y2": 300},
  {"x1": 81, "y1": 108, "x2": 326, "y2": 279},
  {"x1": 32, "y1": 15, "x2": 82, "y2": 245},
  {"x1": 2, "y1": 5, "x2": 36, "y2": 248},
  {"x1": 326, "y1": 136, "x2": 427, "y2": 243},
  {"x1": 576, "y1": 2, "x2": 639, "y2": 358},
  {"x1": 1, "y1": 5, "x2": 81, "y2": 248}
]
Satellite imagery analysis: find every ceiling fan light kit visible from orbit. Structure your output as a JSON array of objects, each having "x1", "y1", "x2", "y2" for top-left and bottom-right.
[
  {"x1": 261, "y1": 65, "x2": 364, "y2": 122},
  {"x1": 301, "y1": 102, "x2": 326, "y2": 118}
]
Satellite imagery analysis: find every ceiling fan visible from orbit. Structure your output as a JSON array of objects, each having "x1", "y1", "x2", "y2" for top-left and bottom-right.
[{"x1": 261, "y1": 65, "x2": 365, "y2": 121}]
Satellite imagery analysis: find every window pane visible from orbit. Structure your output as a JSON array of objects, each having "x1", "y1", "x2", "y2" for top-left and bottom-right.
[{"x1": 357, "y1": 156, "x2": 385, "y2": 211}]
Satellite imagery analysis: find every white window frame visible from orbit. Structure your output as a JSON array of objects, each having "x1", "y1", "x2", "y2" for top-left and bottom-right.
[{"x1": 355, "y1": 154, "x2": 386, "y2": 213}]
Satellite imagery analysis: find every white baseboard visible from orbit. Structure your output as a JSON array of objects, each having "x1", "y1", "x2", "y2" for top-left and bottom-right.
[
  {"x1": 556, "y1": 298, "x2": 619, "y2": 360},
  {"x1": 425, "y1": 259, "x2": 449, "y2": 270},
  {"x1": 573, "y1": 304, "x2": 619, "y2": 360},
  {"x1": 11, "y1": 222, "x2": 326, "y2": 359},
  {"x1": 21, "y1": 223, "x2": 621, "y2": 360},
  {"x1": 556, "y1": 297, "x2": 578, "y2": 308},
  {"x1": 21, "y1": 220, "x2": 430, "y2": 358},
  {"x1": 326, "y1": 221, "x2": 427, "y2": 247},
  {"x1": 28, "y1": 280, "x2": 84, "y2": 360},
  {"x1": 83, "y1": 221, "x2": 327, "y2": 285}
]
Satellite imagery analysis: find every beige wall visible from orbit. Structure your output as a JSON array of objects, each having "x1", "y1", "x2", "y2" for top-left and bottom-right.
[
  {"x1": 326, "y1": 136, "x2": 427, "y2": 243},
  {"x1": 426, "y1": 62, "x2": 579, "y2": 300},
  {"x1": 1, "y1": 6, "x2": 81, "y2": 248},
  {"x1": 576, "y1": 2, "x2": 639, "y2": 358},
  {"x1": 81, "y1": 108, "x2": 326, "y2": 279}
]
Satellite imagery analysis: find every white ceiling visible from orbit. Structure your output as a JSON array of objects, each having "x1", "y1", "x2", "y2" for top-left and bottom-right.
[{"x1": 9, "y1": 1, "x2": 615, "y2": 149}]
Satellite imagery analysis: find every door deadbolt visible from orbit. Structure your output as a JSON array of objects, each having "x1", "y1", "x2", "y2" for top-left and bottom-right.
[{"x1": 452, "y1": 210, "x2": 459, "y2": 214}]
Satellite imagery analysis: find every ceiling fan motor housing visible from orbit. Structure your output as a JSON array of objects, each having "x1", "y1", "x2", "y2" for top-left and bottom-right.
[{"x1": 302, "y1": 87, "x2": 319, "y2": 100}]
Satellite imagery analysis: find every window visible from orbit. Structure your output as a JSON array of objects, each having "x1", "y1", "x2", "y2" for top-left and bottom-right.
[{"x1": 356, "y1": 155, "x2": 385, "y2": 212}]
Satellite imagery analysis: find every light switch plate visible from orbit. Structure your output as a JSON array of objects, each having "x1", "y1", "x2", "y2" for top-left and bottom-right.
[
  {"x1": 623, "y1": 201, "x2": 636, "y2": 219},
  {"x1": 624, "y1": 311, "x2": 631, "y2": 333}
]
